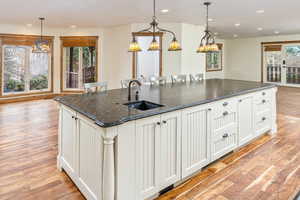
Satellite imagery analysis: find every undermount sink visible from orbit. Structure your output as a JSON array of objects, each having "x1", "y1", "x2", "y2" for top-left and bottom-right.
[{"x1": 123, "y1": 100, "x2": 164, "y2": 111}]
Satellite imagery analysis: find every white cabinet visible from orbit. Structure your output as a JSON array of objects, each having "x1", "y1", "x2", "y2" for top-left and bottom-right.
[
  {"x1": 59, "y1": 106, "x2": 104, "y2": 200},
  {"x1": 60, "y1": 106, "x2": 77, "y2": 175},
  {"x1": 181, "y1": 105, "x2": 211, "y2": 178},
  {"x1": 237, "y1": 95, "x2": 254, "y2": 146},
  {"x1": 211, "y1": 99, "x2": 238, "y2": 162},
  {"x1": 135, "y1": 116, "x2": 160, "y2": 199},
  {"x1": 77, "y1": 116, "x2": 103, "y2": 200},
  {"x1": 135, "y1": 111, "x2": 181, "y2": 199}
]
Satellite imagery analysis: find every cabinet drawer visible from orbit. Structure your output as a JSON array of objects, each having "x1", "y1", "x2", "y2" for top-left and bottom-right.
[
  {"x1": 211, "y1": 124, "x2": 237, "y2": 161},
  {"x1": 254, "y1": 90, "x2": 271, "y2": 104},
  {"x1": 254, "y1": 98, "x2": 271, "y2": 112},
  {"x1": 213, "y1": 98, "x2": 237, "y2": 119},
  {"x1": 255, "y1": 110, "x2": 271, "y2": 136}
]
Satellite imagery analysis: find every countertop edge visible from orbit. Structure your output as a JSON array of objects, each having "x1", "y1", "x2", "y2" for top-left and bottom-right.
[{"x1": 55, "y1": 84, "x2": 277, "y2": 128}]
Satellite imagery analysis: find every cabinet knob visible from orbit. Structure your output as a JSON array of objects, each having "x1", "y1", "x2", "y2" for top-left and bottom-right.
[
  {"x1": 239, "y1": 99, "x2": 242, "y2": 102},
  {"x1": 72, "y1": 116, "x2": 75, "y2": 119},
  {"x1": 157, "y1": 122, "x2": 161, "y2": 125},
  {"x1": 223, "y1": 111, "x2": 229, "y2": 116},
  {"x1": 262, "y1": 117, "x2": 266, "y2": 121},
  {"x1": 222, "y1": 133, "x2": 229, "y2": 138},
  {"x1": 262, "y1": 92, "x2": 266, "y2": 96},
  {"x1": 208, "y1": 108, "x2": 212, "y2": 111},
  {"x1": 262, "y1": 99, "x2": 266, "y2": 104},
  {"x1": 162, "y1": 120, "x2": 167, "y2": 124},
  {"x1": 223, "y1": 102, "x2": 228, "y2": 107}
]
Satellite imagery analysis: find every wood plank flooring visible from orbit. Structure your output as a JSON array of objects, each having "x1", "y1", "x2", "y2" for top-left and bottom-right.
[{"x1": 0, "y1": 86, "x2": 299, "y2": 200}]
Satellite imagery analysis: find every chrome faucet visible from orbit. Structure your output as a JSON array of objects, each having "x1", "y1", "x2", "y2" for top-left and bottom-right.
[{"x1": 128, "y1": 80, "x2": 142, "y2": 101}]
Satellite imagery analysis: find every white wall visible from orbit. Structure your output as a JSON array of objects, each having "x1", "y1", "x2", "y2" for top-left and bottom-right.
[{"x1": 225, "y1": 34, "x2": 300, "y2": 82}]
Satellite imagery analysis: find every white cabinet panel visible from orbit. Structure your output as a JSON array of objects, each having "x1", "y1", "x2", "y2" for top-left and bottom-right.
[
  {"x1": 158, "y1": 111, "x2": 181, "y2": 189},
  {"x1": 182, "y1": 105, "x2": 211, "y2": 178},
  {"x1": 238, "y1": 96, "x2": 254, "y2": 146},
  {"x1": 135, "y1": 116, "x2": 160, "y2": 199},
  {"x1": 77, "y1": 116, "x2": 103, "y2": 200},
  {"x1": 61, "y1": 106, "x2": 76, "y2": 173},
  {"x1": 211, "y1": 124, "x2": 237, "y2": 161},
  {"x1": 255, "y1": 109, "x2": 271, "y2": 137}
]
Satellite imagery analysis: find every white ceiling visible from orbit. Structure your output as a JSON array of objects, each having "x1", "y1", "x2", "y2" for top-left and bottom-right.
[{"x1": 1, "y1": 0, "x2": 300, "y2": 38}]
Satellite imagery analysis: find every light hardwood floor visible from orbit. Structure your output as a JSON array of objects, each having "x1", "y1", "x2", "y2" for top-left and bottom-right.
[{"x1": 0, "y1": 86, "x2": 299, "y2": 200}]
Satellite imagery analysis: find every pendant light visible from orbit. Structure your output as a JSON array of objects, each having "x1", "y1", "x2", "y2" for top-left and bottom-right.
[
  {"x1": 128, "y1": 0, "x2": 182, "y2": 52},
  {"x1": 32, "y1": 17, "x2": 51, "y2": 53},
  {"x1": 196, "y1": 2, "x2": 219, "y2": 53}
]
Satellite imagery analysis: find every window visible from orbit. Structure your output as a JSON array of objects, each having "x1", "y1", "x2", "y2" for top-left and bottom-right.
[
  {"x1": 132, "y1": 32, "x2": 162, "y2": 79},
  {"x1": 0, "y1": 34, "x2": 53, "y2": 96},
  {"x1": 60, "y1": 36, "x2": 98, "y2": 91},
  {"x1": 206, "y1": 43, "x2": 223, "y2": 72}
]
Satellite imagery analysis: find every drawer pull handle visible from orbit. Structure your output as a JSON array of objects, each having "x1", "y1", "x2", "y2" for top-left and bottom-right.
[
  {"x1": 162, "y1": 120, "x2": 167, "y2": 124},
  {"x1": 223, "y1": 102, "x2": 228, "y2": 106},
  {"x1": 208, "y1": 108, "x2": 212, "y2": 111},
  {"x1": 157, "y1": 122, "x2": 161, "y2": 125},
  {"x1": 262, "y1": 117, "x2": 266, "y2": 121},
  {"x1": 262, "y1": 99, "x2": 266, "y2": 104},
  {"x1": 222, "y1": 133, "x2": 229, "y2": 138},
  {"x1": 223, "y1": 111, "x2": 229, "y2": 116}
]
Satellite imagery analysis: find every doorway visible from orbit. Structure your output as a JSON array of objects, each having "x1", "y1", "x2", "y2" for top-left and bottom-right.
[{"x1": 262, "y1": 42, "x2": 300, "y2": 87}]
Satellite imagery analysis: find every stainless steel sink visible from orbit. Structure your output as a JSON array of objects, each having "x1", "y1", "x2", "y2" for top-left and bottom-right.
[{"x1": 123, "y1": 100, "x2": 164, "y2": 111}]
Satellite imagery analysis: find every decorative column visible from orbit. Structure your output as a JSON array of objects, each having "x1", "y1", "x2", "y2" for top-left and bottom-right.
[{"x1": 102, "y1": 127, "x2": 118, "y2": 200}]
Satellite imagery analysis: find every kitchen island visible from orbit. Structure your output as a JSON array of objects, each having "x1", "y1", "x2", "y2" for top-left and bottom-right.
[{"x1": 55, "y1": 79, "x2": 277, "y2": 200}]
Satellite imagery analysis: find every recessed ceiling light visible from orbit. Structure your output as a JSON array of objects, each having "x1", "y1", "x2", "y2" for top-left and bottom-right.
[
  {"x1": 208, "y1": 18, "x2": 213, "y2": 22},
  {"x1": 161, "y1": 9, "x2": 169, "y2": 13},
  {"x1": 257, "y1": 27, "x2": 263, "y2": 31},
  {"x1": 274, "y1": 31, "x2": 280, "y2": 34},
  {"x1": 214, "y1": 32, "x2": 219, "y2": 35},
  {"x1": 233, "y1": 34, "x2": 238, "y2": 38},
  {"x1": 256, "y1": 9, "x2": 265, "y2": 14},
  {"x1": 235, "y1": 23, "x2": 240, "y2": 27},
  {"x1": 26, "y1": 24, "x2": 32, "y2": 27},
  {"x1": 70, "y1": 25, "x2": 77, "y2": 28}
]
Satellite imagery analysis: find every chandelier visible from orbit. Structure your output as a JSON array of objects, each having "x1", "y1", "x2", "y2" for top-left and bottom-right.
[
  {"x1": 32, "y1": 17, "x2": 51, "y2": 53},
  {"x1": 128, "y1": 0, "x2": 182, "y2": 52},
  {"x1": 196, "y1": 2, "x2": 219, "y2": 53}
]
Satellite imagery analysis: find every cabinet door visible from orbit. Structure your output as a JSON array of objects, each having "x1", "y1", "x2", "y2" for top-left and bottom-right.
[
  {"x1": 158, "y1": 111, "x2": 181, "y2": 189},
  {"x1": 77, "y1": 115, "x2": 103, "y2": 200},
  {"x1": 238, "y1": 96, "x2": 254, "y2": 147},
  {"x1": 61, "y1": 106, "x2": 77, "y2": 174},
  {"x1": 182, "y1": 105, "x2": 211, "y2": 179},
  {"x1": 135, "y1": 116, "x2": 161, "y2": 200}
]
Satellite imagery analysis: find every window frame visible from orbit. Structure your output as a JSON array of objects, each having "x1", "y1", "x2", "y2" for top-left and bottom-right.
[
  {"x1": 131, "y1": 32, "x2": 163, "y2": 79},
  {"x1": 0, "y1": 34, "x2": 54, "y2": 98},
  {"x1": 206, "y1": 43, "x2": 223, "y2": 72},
  {"x1": 60, "y1": 36, "x2": 99, "y2": 93}
]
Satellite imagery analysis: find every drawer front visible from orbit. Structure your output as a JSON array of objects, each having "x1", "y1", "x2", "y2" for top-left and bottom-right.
[
  {"x1": 254, "y1": 98, "x2": 271, "y2": 112},
  {"x1": 211, "y1": 124, "x2": 237, "y2": 161},
  {"x1": 255, "y1": 110, "x2": 271, "y2": 136},
  {"x1": 213, "y1": 98, "x2": 237, "y2": 119},
  {"x1": 254, "y1": 90, "x2": 271, "y2": 104}
]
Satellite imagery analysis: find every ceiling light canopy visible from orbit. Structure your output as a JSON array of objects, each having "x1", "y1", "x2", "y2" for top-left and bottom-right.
[
  {"x1": 32, "y1": 17, "x2": 50, "y2": 53},
  {"x1": 256, "y1": 9, "x2": 265, "y2": 14},
  {"x1": 197, "y1": 2, "x2": 219, "y2": 53},
  {"x1": 161, "y1": 9, "x2": 169, "y2": 13},
  {"x1": 128, "y1": 0, "x2": 181, "y2": 52}
]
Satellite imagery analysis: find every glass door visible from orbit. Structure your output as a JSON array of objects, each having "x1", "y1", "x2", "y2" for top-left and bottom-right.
[
  {"x1": 263, "y1": 43, "x2": 300, "y2": 87},
  {"x1": 283, "y1": 45, "x2": 300, "y2": 86}
]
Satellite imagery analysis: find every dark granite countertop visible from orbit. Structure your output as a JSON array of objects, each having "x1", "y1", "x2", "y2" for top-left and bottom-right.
[{"x1": 55, "y1": 79, "x2": 276, "y2": 128}]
